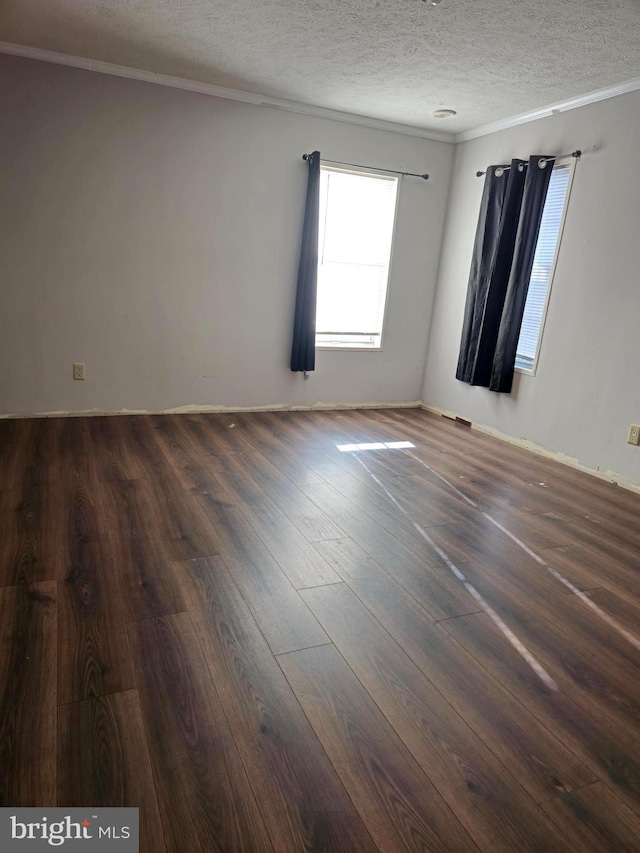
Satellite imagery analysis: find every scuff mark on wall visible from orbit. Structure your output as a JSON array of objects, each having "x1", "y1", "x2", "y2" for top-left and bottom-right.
[{"x1": 0, "y1": 400, "x2": 422, "y2": 420}]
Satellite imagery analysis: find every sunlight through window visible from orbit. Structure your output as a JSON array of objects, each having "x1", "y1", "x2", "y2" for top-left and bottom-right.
[
  {"x1": 336, "y1": 441, "x2": 414, "y2": 452},
  {"x1": 316, "y1": 167, "x2": 398, "y2": 350}
]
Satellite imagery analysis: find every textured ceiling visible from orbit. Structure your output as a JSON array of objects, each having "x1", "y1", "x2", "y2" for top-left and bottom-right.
[{"x1": 2, "y1": 0, "x2": 640, "y2": 133}]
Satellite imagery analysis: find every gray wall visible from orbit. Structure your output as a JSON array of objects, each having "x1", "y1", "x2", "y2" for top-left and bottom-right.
[
  {"x1": 0, "y1": 54, "x2": 453, "y2": 415},
  {"x1": 422, "y1": 90, "x2": 640, "y2": 487},
  {"x1": 6, "y1": 52, "x2": 640, "y2": 488}
]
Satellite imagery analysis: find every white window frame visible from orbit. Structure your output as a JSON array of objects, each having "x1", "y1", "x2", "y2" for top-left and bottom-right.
[
  {"x1": 515, "y1": 156, "x2": 576, "y2": 376},
  {"x1": 315, "y1": 163, "x2": 401, "y2": 352}
]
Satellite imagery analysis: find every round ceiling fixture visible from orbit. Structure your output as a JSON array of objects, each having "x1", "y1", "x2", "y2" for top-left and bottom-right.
[
  {"x1": 425, "y1": 0, "x2": 444, "y2": 4},
  {"x1": 432, "y1": 108, "x2": 457, "y2": 119}
]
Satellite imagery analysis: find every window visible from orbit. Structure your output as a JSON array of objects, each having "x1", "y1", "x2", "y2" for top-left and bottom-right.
[
  {"x1": 315, "y1": 166, "x2": 399, "y2": 349},
  {"x1": 515, "y1": 159, "x2": 574, "y2": 373}
]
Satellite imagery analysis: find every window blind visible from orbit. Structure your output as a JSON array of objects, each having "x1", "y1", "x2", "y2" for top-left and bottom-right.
[{"x1": 515, "y1": 162, "x2": 572, "y2": 371}]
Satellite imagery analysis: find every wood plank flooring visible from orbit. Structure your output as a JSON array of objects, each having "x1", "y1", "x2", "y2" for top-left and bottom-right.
[{"x1": 2, "y1": 407, "x2": 640, "y2": 851}]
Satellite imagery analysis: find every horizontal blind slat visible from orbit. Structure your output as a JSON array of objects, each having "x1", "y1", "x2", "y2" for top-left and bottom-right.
[{"x1": 516, "y1": 163, "x2": 571, "y2": 367}]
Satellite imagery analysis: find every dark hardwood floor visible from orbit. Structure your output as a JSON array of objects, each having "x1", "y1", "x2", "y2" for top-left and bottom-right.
[{"x1": 2, "y1": 407, "x2": 640, "y2": 851}]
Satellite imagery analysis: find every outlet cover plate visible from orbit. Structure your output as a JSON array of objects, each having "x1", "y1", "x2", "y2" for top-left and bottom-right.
[
  {"x1": 627, "y1": 424, "x2": 640, "y2": 445},
  {"x1": 73, "y1": 363, "x2": 85, "y2": 381}
]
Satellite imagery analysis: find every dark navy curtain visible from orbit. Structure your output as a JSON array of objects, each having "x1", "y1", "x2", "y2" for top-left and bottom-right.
[
  {"x1": 456, "y1": 155, "x2": 553, "y2": 393},
  {"x1": 490, "y1": 157, "x2": 554, "y2": 392},
  {"x1": 291, "y1": 151, "x2": 320, "y2": 373},
  {"x1": 456, "y1": 160, "x2": 525, "y2": 386}
]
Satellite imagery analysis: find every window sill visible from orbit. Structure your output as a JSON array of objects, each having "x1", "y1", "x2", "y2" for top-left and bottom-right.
[{"x1": 316, "y1": 345, "x2": 383, "y2": 352}]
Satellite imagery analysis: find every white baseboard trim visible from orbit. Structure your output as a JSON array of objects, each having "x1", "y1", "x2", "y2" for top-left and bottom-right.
[
  {"x1": 421, "y1": 403, "x2": 640, "y2": 496},
  {"x1": 0, "y1": 400, "x2": 422, "y2": 419},
  {"x1": 5, "y1": 398, "x2": 637, "y2": 495}
]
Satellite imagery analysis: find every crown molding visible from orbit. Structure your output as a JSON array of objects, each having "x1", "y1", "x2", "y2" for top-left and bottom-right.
[
  {"x1": 0, "y1": 41, "x2": 454, "y2": 143},
  {"x1": 4, "y1": 40, "x2": 639, "y2": 147},
  {"x1": 455, "y1": 75, "x2": 640, "y2": 142}
]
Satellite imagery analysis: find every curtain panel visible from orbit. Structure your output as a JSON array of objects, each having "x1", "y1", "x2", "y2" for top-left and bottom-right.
[
  {"x1": 291, "y1": 150, "x2": 321, "y2": 373},
  {"x1": 456, "y1": 155, "x2": 554, "y2": 393}
]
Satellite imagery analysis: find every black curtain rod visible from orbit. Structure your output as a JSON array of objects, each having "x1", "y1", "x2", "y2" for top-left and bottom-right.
[
  {"x1": 476, "y1": 150, "x2": 581, "y2": 177},
  {"x1": 302, "y1": 154, "x2": 429, "y2": 180}
]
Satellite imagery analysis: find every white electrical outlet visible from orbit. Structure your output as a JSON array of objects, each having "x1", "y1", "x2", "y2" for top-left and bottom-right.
[
  {"x1": 73, "y1": 362, "x2": 85, "y2": 381},
  {"x1": 627, "y1": 424, "x2": 640, "y2": 446}
]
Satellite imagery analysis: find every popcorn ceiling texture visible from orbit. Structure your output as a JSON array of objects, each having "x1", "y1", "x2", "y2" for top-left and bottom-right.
[{"x1": 1, "y1": 0, "x2": 640, "y2": 132}]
